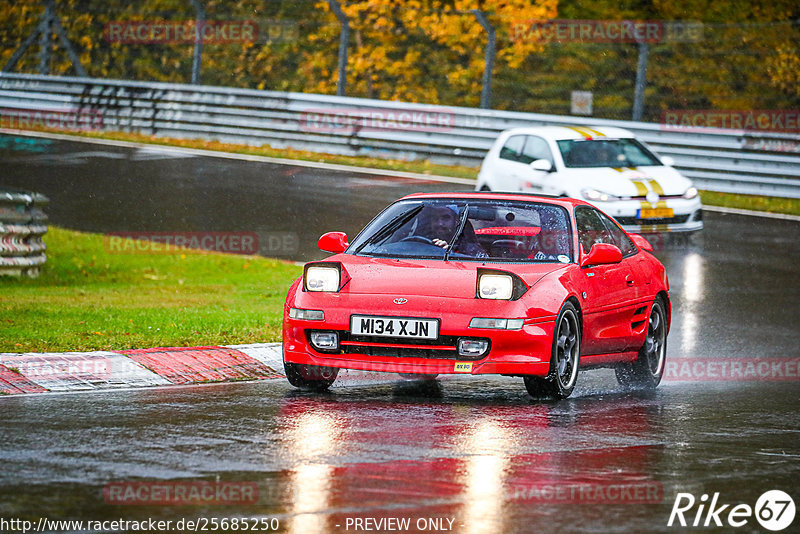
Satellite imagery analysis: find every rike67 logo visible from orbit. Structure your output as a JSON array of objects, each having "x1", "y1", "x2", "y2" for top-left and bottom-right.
[{"x1": 668, "y1": 490, "x2": 795, "y2": 531}]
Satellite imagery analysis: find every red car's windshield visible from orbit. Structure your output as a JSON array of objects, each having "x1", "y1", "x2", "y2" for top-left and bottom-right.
[{"x1": 348, "y1": 199, "x2": 574, "y2": 263}]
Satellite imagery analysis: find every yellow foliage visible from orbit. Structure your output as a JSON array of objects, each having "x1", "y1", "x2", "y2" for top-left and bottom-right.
[{"x1": 307, "y1": 0, "x2": 557, "y2": 104}]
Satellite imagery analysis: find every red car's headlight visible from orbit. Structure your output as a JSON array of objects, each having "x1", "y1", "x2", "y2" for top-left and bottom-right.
[
  {"x1": 478, "y1": 274, "x2": 514, "y2": 300},
  {"x1": 303, "y1": 262, "x2": 349, "y2": 292},
  {"x1": 306, "y1": 266, "x2": 339, "y2": 292},
  {"x1": 476, "y1": 269, "x2": 528, "y2": 300}
]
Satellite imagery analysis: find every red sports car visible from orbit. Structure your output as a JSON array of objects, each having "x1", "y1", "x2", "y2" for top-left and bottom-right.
[{"x1": 282, "y1": 192, "x2": 670, "y2": 399}]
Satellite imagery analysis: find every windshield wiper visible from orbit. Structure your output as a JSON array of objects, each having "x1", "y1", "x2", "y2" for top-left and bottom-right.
[
  {"x1": 354, "y1": 205, "x2": 423, "y2": 254},
  {"x1": 444, "y1": 204, "x2": 469, "y2": 261}
]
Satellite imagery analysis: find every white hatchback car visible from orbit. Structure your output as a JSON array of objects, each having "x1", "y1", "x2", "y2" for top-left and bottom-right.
[{"x1": 475, "y1": 126, "x2": 703, "y2": 233}]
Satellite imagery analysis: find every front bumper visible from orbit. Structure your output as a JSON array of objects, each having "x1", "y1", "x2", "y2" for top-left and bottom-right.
[
  {"x1": 283, "y1": 293, "x2": 555, "y2": 377},
  {"x1": 595, "y1": 197, "x2": 704, "y2": 234}
]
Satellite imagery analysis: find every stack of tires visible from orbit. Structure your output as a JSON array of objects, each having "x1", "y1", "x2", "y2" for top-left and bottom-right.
[{"x1": 0, "y1": 188, "x2": 49, "y2": 277}]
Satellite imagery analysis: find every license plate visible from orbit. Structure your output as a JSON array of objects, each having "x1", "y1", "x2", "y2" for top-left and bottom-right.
[
  {"x1": 638, "y1": 208, "x2": 674, "y2": 219},
  {"x1": 350, "y1": 315, "x2": 438, "y2": 339}
]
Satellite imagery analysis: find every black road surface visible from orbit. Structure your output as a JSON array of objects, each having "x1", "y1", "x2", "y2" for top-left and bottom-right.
[{"x1": 1, "y1": 133, "x2": 799, "y2": 533}]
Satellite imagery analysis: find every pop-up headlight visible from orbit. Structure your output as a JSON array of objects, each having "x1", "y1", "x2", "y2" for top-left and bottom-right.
[
  {"x1": 476, "y1": 269, "x2": 527, "y2": 300},
  {"x1": 304, "y1": 262, "x2": 345, "y2": 292},
  {"x1": 478, "y1": 274, "x2": 514, "y2": 300}
]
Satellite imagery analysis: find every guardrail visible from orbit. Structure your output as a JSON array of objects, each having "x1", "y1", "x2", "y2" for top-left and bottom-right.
[
  {"x1": 1, "y1": 72, "x2": 799, "y2": 198},
  {"x1": 0, "y1": 188, "x2": 48, "y2": 277}
]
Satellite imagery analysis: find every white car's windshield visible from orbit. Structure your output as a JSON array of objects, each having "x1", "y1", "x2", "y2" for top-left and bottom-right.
[
  {"x1": 349, "y1": 199, "x2": 574, "y2": 262},
  {"x1": 557, "y1": 138, "x2": 661, "y2": 168}
]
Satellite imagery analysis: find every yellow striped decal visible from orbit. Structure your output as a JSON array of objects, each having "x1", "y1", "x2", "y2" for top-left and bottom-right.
[
  {"x1": 640, "y1": 224, "x2": 670, "y2": 233},
  {"x1": 638, "y1": 200, "x2": 668, "y2": 211},
  {"x1": 630, "y1": 180, "x2": 649, "y2": 196},
  {"x1": 648, "y1": 179, "x2": 665, "y2": 195},
  {"x1": 565, "y1": 126, "x2": 595, "y2": 139},
  {"x1": 581, "y1": 126, "x2": 606, "y2": 137}
]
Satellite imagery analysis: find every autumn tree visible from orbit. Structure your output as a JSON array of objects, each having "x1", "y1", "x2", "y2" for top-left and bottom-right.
[
  {"x1": 1, "y1": 0, "x2": 796, "y2": 118},
  {"x1": 301, "y1": 0, "x2": 558, "y2": 106}
]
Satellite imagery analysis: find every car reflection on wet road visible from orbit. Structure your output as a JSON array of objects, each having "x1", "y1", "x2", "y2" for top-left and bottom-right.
[
  {"x1": 1, "y1": 134, "x2": 798, "y2": 532},
  {"x1": 1, "y1": 377, "x2": 797, "y2": 533}
]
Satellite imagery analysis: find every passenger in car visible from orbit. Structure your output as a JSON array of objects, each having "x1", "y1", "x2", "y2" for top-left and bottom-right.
[{"x1": 531, "y1": 211, "x2": 569, "y2": 260}]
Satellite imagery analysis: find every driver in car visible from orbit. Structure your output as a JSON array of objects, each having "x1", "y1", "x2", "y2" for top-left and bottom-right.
[{"x1": 424, "y1": 205, "x2": 488, "y2": 258}]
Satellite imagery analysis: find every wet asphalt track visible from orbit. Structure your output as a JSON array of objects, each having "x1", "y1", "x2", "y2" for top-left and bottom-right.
[{"x1": 1, "y1": 132, "x2": 799, "y2": 533}]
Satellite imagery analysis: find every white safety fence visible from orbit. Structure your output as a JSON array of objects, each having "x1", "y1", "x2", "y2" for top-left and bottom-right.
[{"x1": 1, "y1": 72, "x2": 799, "y2": 198}]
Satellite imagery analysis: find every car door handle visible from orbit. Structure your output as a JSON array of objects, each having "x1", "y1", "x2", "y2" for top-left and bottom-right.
[{"x1": 626, "y1": 278, "x2": 635, "y2": 286}]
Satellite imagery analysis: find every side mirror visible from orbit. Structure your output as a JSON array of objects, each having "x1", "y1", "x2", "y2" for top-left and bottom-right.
[
  {"x1": 580, "y1": 243, "x2": 623, "y2": 267},
  {"x1": 629, "y1": 233, "x2": 653, "y2": 252},
  {"x1": 530, "y1": 159, "x2": 554, "y2": 172},
  {"x1": 318, "y1": 232, "x2": 348, "y2": 254},
  {"x1": 660, "y1": 155, "x2": 675, "y2": 167}
]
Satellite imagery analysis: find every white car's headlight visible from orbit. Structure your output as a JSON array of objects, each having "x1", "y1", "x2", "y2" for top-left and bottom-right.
[
  {"x1": 478, "y1": 273, "x2": 514, "y2": 300},
  {"x1": 582, "y1": 188, "x2": 620, "y2": 202},
  {"x1": 682, "y1": 186, "x2": 699, "y2": 199},
  {"x1": 305, "y1": 265, "x2": 340, "y2": 292}
]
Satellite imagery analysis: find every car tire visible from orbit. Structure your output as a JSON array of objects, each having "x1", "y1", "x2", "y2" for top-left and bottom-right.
[
  {"x1": 284, "y1": 361, "x2": 339, "y2": 391},
  {"x1": 615, "y1": 297, "x2": 667, "y2": 390},
  {"x1": 524, "y1": 301, "x2": 581, "y2": 399}
]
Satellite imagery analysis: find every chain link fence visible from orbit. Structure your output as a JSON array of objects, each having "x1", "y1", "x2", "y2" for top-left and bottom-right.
[{"x1": 1, "y1": 1, "x2": 798, "y2": 127}]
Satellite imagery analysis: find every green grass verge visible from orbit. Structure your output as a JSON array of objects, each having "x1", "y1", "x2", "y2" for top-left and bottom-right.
[
  {"x1": 17, "y1": 127, "x2": 800, "y2": 216},
  {"x1": 0, "y1": 227, "x2": 302, "y2": 353},
  {"x1": 698, "y1": 190, "x2": 800, "y2": 216}
]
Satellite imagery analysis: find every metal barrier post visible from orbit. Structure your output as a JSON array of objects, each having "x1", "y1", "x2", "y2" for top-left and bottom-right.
[
  {"x1": 328, "y1": 0, "x2": 350, "y2": 97},
  {"x1": 191, "y1": 0, "x2": 205, "y2": 85},
  {"x1": 632, "y1": 42, "x2": 649, "y2": 122},
  {"x1": 471, "y1": 10, "x2": 495, "y2": 110},
  {"x1": 38, "y1": 0, "x2": 54, "y2": 75}
]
